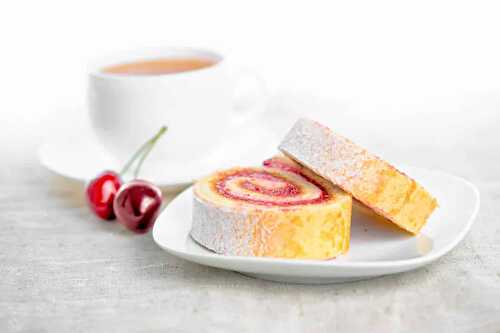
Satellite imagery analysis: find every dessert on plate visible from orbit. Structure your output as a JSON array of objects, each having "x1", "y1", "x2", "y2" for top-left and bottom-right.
[
  {"x1": 189, "y1": 118, "x2": 438, "y2": 260},
  {"x1": 279, "y1": 118, "x2": 438, "y2": 234},
  {"x1": 191, "y1": 156, "x2": 352, "y2": 259}
]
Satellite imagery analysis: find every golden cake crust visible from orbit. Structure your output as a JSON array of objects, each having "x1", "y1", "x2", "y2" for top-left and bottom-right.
[{"x1": 279, "y1": 118, "x2": 438, "y2": 234}]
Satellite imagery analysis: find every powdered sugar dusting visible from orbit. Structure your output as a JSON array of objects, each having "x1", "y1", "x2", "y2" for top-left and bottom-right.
[
  {"x1": 279, "y1": 118, "x2": 375, "y2": 192},
  {"x1": 191, "y1": 195, "x2": 257, "y2": 256}
]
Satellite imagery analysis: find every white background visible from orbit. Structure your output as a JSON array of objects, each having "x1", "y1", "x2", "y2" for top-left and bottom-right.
[{"x1": 1, "y1": 0, "x2": 499, "y2": 155}]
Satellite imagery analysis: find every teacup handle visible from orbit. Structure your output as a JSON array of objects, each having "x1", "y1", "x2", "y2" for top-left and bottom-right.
[{"x1": 230, "y1": 68, "x2": 268, "y2": 126}]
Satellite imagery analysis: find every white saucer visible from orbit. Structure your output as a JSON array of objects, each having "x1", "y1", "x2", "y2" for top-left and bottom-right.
[
  {"x1": 38, "y1": 114, "x2": 280, "y2": 188},
  {"x1": 152, "y1": 165, "x2": 480, "y2": 284}
]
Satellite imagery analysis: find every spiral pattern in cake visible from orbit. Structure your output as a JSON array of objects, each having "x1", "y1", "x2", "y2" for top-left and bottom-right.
[{"x1": 190, "y1": 156, "x2": 352, "y2": 259}]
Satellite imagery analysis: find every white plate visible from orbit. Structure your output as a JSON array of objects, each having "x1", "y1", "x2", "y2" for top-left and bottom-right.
[
  {"x1": 153, "y1": 165, "x2": 480, "y2": 284},
  {"x1": 38, "y1": 113, "x2": 279, "y2": 188}
]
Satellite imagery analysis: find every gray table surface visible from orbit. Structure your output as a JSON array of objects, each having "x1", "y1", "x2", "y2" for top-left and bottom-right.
[{"x1": 1, "y1": 107, "x2": 499, "y2": 332}]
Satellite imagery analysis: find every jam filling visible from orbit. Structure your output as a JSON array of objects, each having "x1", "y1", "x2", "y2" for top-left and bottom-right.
[
  {"x1": 215, "y1": 169, "x2": 329, "y2": 207},
  {"x1": 239, "y1": 179, "x2": 299, "y2": 197},
  {"x1": 262, "y1": 158, "x2": 302, "y2": 175}
]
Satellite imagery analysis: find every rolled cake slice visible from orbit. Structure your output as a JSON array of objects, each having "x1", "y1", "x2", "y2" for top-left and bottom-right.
[
  {"x1": 191, "y1": 156, "x2": 352, "y2": 259},
  {"x1": 279, "y1": 118, "x2": 437, "y2": 234}
]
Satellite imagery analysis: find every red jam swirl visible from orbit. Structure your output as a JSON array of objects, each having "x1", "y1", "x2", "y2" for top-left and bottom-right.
[
  {"x1": 262, "y1": 158, "x2": 302, "y2": 174},
  {"x1": 215, "y1": 167, "x2": 329, "y2": 207}
]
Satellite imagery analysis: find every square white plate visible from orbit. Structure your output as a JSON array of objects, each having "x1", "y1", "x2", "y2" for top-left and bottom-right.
[{"x1": 152, "y1": 166, "x2": 479, "y2": 284}]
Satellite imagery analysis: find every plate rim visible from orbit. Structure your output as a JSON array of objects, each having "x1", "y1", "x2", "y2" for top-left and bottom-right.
[
  {"x1": 152, "y1": 166, "x2": 480, "y2": 270},
  {"x1": 38, "y1": 142, "x2": 196, "y2": 186}
]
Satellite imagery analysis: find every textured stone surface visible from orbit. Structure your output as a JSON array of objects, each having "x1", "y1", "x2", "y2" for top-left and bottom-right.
[{"x1": 1, "y1": 111, "x2": 500, "y2": 332}]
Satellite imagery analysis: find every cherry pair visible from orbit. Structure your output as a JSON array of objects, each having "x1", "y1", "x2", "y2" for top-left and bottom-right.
[{"x1": 85, "y1": 126, "x2": 167, "y2": 234}]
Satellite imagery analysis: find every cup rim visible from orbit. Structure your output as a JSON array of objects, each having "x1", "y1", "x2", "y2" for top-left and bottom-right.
[{"x1": 88, "y1": 46, "x2": 224, "y2": 79}]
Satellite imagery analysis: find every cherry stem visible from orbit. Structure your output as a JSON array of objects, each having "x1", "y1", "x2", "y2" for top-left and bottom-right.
[
  {"x1": 133, "y1": 126, "x2": 168, "y2": 178},
  {"x1": 119, "y1": 126, "x2": 168, "y2": 177}
]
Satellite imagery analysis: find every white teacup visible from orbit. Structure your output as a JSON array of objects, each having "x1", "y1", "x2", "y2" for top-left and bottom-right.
[{"x1": 88, "y1": 47, "x2": 266, "y2": 169}]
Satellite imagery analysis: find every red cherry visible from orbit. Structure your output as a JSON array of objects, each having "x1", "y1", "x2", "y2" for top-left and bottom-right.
[
  {"x1": 113, "y1": 180, "x2": 162, "y2": 234},
  {"x1": 85, "y1": 127, "x2": 167, "y2": 225},
  {"x1": 86, "y1": 171, "x2": 122, "y2": 220}
]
